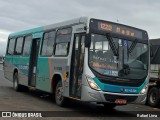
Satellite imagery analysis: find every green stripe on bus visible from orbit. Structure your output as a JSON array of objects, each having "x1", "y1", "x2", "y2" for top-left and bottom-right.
[{"x1": 9, "y1": 27, "x2": 43, "y2": 38}]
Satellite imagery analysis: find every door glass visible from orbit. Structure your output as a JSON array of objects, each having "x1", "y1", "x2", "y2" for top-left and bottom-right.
[
  {"x1": 71, "y1": 36, "x2": 79, "y2": 96},
  {"x1": 28, "y1": 39, "x2": 40, "y2": 87},
  {"x1": 79, "y1": 36, "x2": 85, "y2": 75},
  {"x1": 70, "y1": 34, "x2": 85, "y2": 98}
]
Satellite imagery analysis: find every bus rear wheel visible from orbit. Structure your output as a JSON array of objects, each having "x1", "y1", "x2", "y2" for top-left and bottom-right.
[
  {"x1": 103, "y1": 103, "x2": 116, "y2": 109},
  {"x1": 55, "y1": 80, "x2": 66, "y2": 106},
  {"x1": 13, "y1": 72, "x2": 21, "y2": 91},
  {"x1": 147, "y1": 87, "x2": 160, "y2": 107},
  {"x1": 13, "y1": 72, "x2": 28, "y2": 92}
]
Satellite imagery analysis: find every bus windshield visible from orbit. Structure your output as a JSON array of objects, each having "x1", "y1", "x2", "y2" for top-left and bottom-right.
[{"x1": 89, "y1": 33, "x2": 148, "y2": 79}]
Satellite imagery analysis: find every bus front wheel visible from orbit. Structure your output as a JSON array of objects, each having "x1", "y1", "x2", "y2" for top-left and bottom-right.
[{"x1": 55, "y1": 80, "x2": 66, "y2": 106}]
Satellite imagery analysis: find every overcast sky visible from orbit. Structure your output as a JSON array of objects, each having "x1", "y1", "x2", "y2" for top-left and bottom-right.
[{"x1": 0, "y1": 0, "x2": 160, "y2": 55}]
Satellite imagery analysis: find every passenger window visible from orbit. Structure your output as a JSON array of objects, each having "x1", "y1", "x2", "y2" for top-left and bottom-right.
[
  {"x1": 15, "y1": 37, "x2": 23, "y2": 55},
  {"x1": 7, "y1": 38, "x2": 16, "y2": 55},
  {"x1": 54, "y1": 28, "x2": 72, "y2": 56},
  {"x1": 41, "y1": 33, "x2": 48, "y2": 55},
  {"x1": 55, "y1": 43, "x2": 69, "y2": 56},
  {"x1": 41, "y1": 31, "x2": 55, "y2": 56},
  {"x1": 23, "y1": 36, "x2": 32, "y2": 56}
]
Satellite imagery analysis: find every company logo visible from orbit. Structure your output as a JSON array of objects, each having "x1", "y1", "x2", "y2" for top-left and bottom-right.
[
  {"x1": 2, "y1": 112, "x2": 11, "y2": 117},
  {"x1": 1, "y1": 112, "x2": 42, "y2": 117}
]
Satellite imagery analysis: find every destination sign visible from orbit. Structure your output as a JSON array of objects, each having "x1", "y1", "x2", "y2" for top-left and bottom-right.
[
  {"x1": 99, "y1": 22, "x2": 137, "y2": 37},
  {"x1": 89, "y1": 19, "x2": 147, "y2": 40}
]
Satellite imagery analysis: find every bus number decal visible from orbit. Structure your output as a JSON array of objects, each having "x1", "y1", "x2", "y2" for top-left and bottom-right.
[
  {"x1": 99, "y1": 22, "x2": 112, "y2": 31},
  {"x1": 54, "y1": 66, "x2": 62, "y2": 71}
]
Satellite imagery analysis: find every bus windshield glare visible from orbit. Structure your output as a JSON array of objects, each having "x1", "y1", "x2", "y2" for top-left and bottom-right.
[{"x1": 89, "y1": 33, "x2": 148, "y2": 79}]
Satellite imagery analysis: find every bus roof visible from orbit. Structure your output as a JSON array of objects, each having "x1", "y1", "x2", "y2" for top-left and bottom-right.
[
  {"x1": 9, "y1": 16, "x2": 147, "y2": 39},
  {"x1": 9, "y1": 17, "x2": 88, "y2": 38}
]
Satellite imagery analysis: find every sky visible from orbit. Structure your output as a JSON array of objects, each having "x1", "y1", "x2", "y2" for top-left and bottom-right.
[{"x1": 0, "y1": 0, "x2": 160, "y2": 56}]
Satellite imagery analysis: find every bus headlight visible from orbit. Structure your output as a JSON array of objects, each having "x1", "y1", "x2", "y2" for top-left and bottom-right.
[
  {"x1": 85, "y1": 75, "x2": 101, "y2": 91},
  {"x1": 140, "y1": 84, "x2": 149, "y2": 94}
]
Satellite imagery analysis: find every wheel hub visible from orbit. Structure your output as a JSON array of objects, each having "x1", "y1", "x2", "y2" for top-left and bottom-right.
[
  {"x1": 14, "y1": 78, "x2": 18, "y2": 89},
  {"x1": 56, "y1": 86, "x2": 63, "y2": 101},
  {"x1": 150, "y1": 92, "x2": 156, "y2": 103}
]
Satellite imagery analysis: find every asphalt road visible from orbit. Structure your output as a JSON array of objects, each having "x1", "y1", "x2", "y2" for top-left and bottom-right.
[{"x1": 0, "y1": 64, "x2": 160, "y2": 120}]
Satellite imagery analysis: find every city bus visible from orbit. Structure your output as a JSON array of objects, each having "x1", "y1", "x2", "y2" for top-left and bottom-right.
[{"x1": 3, "y1": 17, "x2": 150, "y2": 109}]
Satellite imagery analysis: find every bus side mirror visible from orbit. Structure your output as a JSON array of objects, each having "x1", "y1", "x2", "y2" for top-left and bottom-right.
[{"x1": 85, "y1": 34, "x2": 91, "y2": 48}]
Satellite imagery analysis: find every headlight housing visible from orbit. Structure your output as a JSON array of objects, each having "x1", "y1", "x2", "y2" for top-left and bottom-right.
[
  {"x1": 140, "y1": 83, "x2": 149, "y2": 94},
  {"x1": 85, "y1": 75, "x2": 101, "y2": 91}
]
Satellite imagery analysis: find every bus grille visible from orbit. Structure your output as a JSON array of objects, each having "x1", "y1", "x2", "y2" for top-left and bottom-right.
[{"x1": 104, "y1": 94, "x2": 138, "y2": 103}]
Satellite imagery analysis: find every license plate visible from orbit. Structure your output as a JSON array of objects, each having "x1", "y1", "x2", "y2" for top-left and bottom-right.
[{"x1": 115, "y1": 99, "x2": 127, "y2": 104}]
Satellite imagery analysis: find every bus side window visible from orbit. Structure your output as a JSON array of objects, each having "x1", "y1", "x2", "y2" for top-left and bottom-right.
[
  {"x1": 7, "y1": 38, "x2": 16, "y2": 55},
  {"x1": 55, "y1": 43, "x2": 69, "y2": 56},
  {"x1": 23, "y1": 36, "x2": 32, "y2": 56},
  {"x1": 41, "y1": 33, "x2": 48, "y2": 55},
  {"x1": 15, "y1": 37, "x2": 23, "y2": 55},
  {"x1": 54, "y1": 28, "x2": 72, "y2": 56},
  {"x1": 41, "y1": 31, "x2": 55, "y2": 56}
]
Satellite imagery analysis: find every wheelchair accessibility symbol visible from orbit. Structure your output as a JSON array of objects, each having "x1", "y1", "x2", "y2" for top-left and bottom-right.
[{"x1": 123, "y1": 41, "x2": 128, "y2": 46}]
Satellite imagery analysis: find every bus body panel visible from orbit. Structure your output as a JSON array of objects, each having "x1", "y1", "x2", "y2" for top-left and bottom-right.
[
  {"x1": 51, "y1": 58, "x2": 69, "y2": 95},
  {"x1": 12, "y1": 56, "x2": 29, "y2": 86},
  {"x1": 36, "y1": 57, "x2": 52, "y2": 92},
  {"x1": 4, "y1": 56, "x2": 13, "y2": 81}
]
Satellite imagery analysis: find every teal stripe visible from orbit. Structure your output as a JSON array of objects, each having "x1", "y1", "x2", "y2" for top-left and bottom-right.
[
  {"x1": 93, "y1": 77, "x2": 146, "y2": 94},
  {"x1": 9, "y1": 27, "x2": 43, "y2": 38}
]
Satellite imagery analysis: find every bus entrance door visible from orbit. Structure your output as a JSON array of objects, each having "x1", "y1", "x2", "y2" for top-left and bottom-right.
[
  {"x1": 70, "y1": 34, "x2": 85, "y2": 98},
  {"x1": 28, "y1": 39, "x2": 40, "y2": 87}
]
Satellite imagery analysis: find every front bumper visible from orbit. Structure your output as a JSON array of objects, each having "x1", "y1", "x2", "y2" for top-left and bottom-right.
[{"x1": 81, "y1": 85, "x2": 147, "y2": 104}]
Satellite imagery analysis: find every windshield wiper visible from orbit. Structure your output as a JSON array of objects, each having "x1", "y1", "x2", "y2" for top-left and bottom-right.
[
  {"x1": 106, "y1": 33, "x2": 118, "y2": 56},
  {"x1": 128, "y1": 39, "x2": 138, "y2": 54}
]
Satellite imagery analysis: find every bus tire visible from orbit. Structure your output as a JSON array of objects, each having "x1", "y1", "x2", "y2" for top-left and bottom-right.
[
  {"x1": 103, "y1": 103, "x2": 116, "y2": 109},
  {"x1": 13, "y1": 72, "x2": 21, "y2": 91},
  {"x1": 55, "y1": 80, "x2": 66, "y2": 107},
  {"x1": 147, "y1": 87, "x2": 160, "y2": 107}
]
